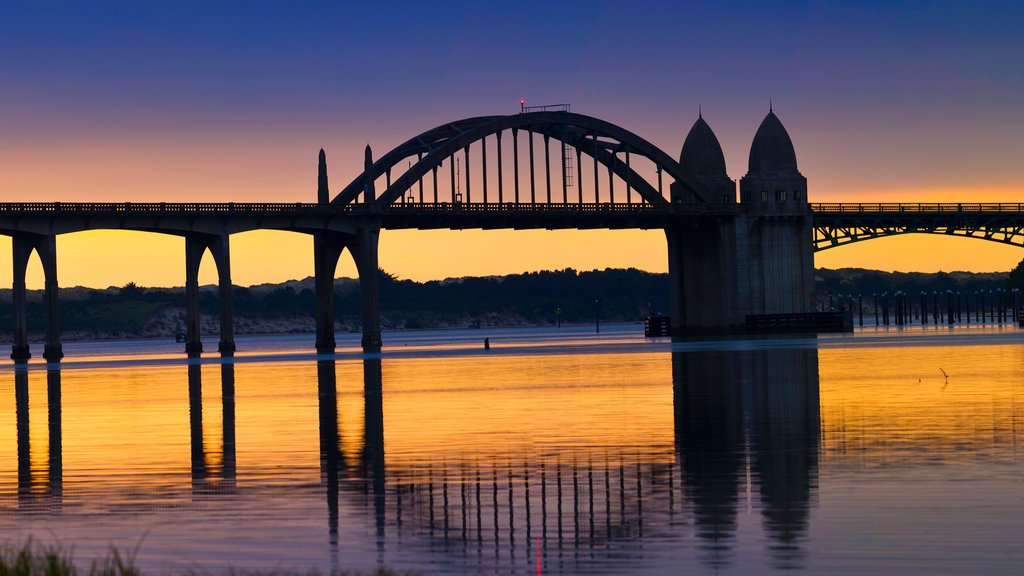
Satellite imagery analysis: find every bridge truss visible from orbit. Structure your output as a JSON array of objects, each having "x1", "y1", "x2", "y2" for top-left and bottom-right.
[{"x1": 812, "y1": 203, "x2": 1024, "y2": 251}]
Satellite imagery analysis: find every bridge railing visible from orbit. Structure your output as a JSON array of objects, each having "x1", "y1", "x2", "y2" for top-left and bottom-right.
[
  {"x1": 387, "y1": 201, "x2": 740, "y2": 214},
  {"x1": 0, "y1": 201, "x2": 743, "y2": 216},
  {"x1": 813, "y1": 203, "x2": 1024, "y2": 213},
  {"x1": 0, "y1": 202, "x2": 329, "y2": 213}
]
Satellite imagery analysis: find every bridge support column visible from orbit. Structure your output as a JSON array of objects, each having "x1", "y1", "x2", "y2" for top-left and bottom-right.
[
  {"x1": 738, "y1": 214, "x2": 815, "y2": 316},
  {"x1": 666, "y1": 220, "x2": 740, "y2": 336},
  {"x1": 184, "y1": 235, "x2": 205, "y2": 358},
  {"x1": 313, "y1": 233, "x2": 345, "y2": 355},
  {"x1": 351, "y1": 227, "x2": 382, "y2": 353},
  {"x1": 11, "y1": 237, "x2": 33, "y2": 363},
  {"x1": 10, "y1": 234, "x2": 62, "y2": 363},
  {"x1": 39, "y1": 235, "x2": 63, "y2": 363},
  {"x1": 208, "y1": 235, "x2": 235, "y2": 357}
]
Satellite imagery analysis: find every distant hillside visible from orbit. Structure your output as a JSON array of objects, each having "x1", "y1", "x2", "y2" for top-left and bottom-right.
[{"x1": 0, "y1": 265, "x2": 1018, "y2": 341}]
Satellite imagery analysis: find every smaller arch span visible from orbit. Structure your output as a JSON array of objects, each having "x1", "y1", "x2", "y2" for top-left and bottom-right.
[
  {"x1": 814, "y1": 226, "x2": 1024, "y2": 252},
  {"x1": 812, "y1": 202, "x2": 1024, "y2": 252}
]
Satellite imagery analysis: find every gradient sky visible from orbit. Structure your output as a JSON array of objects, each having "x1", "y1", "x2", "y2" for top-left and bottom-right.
[{"x1": 1, "y1": 1, "x2": 1023, "y2": 288}]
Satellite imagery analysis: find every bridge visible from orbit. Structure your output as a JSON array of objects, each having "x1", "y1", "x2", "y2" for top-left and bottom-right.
[{"x1": 2, "y1": 110, "x2": 1020, "y2": 362}]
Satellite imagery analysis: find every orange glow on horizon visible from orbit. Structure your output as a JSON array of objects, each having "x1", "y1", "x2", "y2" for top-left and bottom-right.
[{"x1": 0, "y1": 225, "x2": 1018, "y2": 290}]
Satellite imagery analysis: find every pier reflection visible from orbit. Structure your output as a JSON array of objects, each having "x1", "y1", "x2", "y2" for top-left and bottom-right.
[
  {"x1": 187, "y1": 363, "x2": 237, "y2": 494},
  {"x1": 674, "y1": 348, "x2": 820, "y2": 570},
  {"x1": 13, "y1": 368, "x2": 63, "y2": 513},
  {"x1": 4, "y1": 346, "x2": 822, "y2": 572},
  {"x1": 314, "y1": 348, "x2": 821, "y2": 573}
]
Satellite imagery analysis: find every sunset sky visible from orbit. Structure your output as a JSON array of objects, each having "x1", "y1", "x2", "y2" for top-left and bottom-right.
[{"x1": 1, "y1": 1, "x2": 1022, "y2": 289}]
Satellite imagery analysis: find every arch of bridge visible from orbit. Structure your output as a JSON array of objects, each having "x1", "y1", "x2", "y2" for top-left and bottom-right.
[
  {"x1": 814, "y1": 228, "x2": 1024, "y2": 252},
  {"x1": 332, "y1": 112, "x2": 709, "y2": 206}
]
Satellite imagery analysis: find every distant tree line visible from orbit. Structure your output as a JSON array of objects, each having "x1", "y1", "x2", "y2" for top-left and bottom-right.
[
  {"x1": 0, "y1": 264, "x2": 1020, "y2": 336},
  {"x1": 0, "y1": 268, "x2": 669, "y2": 335},
  {"x1": 816, "y1": 268, "x2": 1010, "y2": 298}
]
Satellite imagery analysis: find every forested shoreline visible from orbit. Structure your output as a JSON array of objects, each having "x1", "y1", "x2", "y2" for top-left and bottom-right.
[{"x1": 0, "y1": 265, "x2": 1018, "y2": 340}]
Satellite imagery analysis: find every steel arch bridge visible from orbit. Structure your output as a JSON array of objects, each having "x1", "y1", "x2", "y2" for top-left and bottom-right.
[
  {"x1": 333, "y1": 111, "x2": 709, "y2": 208},
  {"x1": 3, "y1": 107, "x2": 1024, "y2": 363},
  {"x1": 812, "y1": 203, "x2": 1024, "y2": 252}
]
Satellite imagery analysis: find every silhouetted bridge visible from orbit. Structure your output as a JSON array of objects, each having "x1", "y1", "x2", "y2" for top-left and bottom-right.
[
  {"x1": 3, "y1": 110, "x2": 1019, "y2": 362},
  {"x1": 4, "y1": 201, "x2": 1024, "y2": 239}
]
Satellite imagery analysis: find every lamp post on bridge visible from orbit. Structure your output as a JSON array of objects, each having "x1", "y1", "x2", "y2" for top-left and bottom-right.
[{"x1": 595, "y1": 298, "x2": 601, "y2": 334}]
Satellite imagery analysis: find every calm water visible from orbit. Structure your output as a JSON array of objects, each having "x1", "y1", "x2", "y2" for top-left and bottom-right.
[{"x1": 2, "y1": 324, "x2": 1024, "y2": 574}]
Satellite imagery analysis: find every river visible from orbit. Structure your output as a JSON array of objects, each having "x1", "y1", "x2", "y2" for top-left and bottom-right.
[{"x1": 1, "y1": 324, "x2": 1022, "y2": 574}]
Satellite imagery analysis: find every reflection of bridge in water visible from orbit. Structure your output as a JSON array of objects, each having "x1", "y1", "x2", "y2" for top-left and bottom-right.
[
  {"x1": 4, "y1": 109, "x2": 1021, "y2": 363},
  {"x1": 329, "y1": 350, "x2": 821, "y2": 570},
  {"x1": 7, "y1": 350, "x2": 820, "y2": 571}
]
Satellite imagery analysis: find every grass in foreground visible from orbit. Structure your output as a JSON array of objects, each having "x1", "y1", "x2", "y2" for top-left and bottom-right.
[{"x1": 0, "y1": 542, "x2": 412, "y2": 576}]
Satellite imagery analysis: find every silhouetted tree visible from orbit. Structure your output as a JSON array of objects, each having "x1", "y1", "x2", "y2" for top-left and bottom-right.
[
  {"x1": 1007, "y1": 258, "x2": 1024, "y2": 290},
  {"x1": 119, "y1": 282, "x2": 145, "y2": 298}
]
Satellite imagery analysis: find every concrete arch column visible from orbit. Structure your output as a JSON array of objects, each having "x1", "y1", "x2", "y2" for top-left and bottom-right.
[
  {"x1": 313, "y1": 232, "x2": 346, "y2": 354},
  {"x1": 184, "y1": 233, "x2": 235, "y2": 358},
  {"x1": 313, "y1": 225, "x2": 382, "y2": 355},
  {"x1": 350, "y1": 227, "x2": 382, "y2": 354},
  {"x1": 11, "y1": 233, "x2": 62, "y2": 363}
]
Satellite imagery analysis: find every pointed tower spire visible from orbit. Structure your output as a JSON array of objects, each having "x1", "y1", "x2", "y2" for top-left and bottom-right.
[
  {"x1": 317, "y1": 148, "x2": 329, "y2": 205},
  {"x1": 769, "y1": 99, "x2": 773, "y2": 113},
  {"x1": 363, "y1": 144, "x2": 375, "y2": 202},
  {"x1": 698, "y1": 104, "x2": 702, "y2": 118}
]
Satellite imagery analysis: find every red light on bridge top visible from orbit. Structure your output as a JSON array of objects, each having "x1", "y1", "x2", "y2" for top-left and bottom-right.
[{"x1": 520, "y1": 99, "x2": 525, "y2": 105}]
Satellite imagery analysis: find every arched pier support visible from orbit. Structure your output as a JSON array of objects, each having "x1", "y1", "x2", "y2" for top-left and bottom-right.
[
  {"x1": 353, "y1": 227, "x2": 383, "y2": 353},
  {"x1": 11, "y1": 233, "x2": 62, "y2": 363},
  {"x1": 183, "y1": 233, "x2": 235, "y2": 358},
  {"x1": 313, "y1": 233, "x2": 345, "y2": 355},
  {"x1": 313, "y1": 225, "x2": 382, "y2": 355}
]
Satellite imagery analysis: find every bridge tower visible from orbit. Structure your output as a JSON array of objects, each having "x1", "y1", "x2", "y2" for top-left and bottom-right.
[
  {"x1": 667, "y1": 114, "x2": 741, "y2": 334},
  {"x1": 668, "y1": 108, "x2": 815, "y2": 335},
  {"x1": 736, "y1": 109, "x2": 815, "y2": 316},
  {"x1": 313, "y1": 148, "x2": 383, "y2": 354}
]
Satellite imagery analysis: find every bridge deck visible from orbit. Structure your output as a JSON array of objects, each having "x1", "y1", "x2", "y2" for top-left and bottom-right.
[
  {"x1": 813, "y1": 203, "x2": 1024, "y2": 214},
  {"x1": 0, "y1": 201, "x2": 1018, "y2": 215}
]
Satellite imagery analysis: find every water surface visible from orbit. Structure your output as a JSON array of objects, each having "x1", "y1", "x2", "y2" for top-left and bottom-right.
[{"x1": 1, "y1": 324, "x2": 1023, "y2": 574}]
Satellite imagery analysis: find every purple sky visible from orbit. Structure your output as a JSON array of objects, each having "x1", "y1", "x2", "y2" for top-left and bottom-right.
[
  {"x1": 1, "y1": 1, "x2": 1023, "y2": 284},
  {"x1": 3, "y1": 1, "x2": 1021, "y2": 199}
]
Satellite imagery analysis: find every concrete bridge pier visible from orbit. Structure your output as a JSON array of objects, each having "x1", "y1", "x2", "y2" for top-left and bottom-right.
[
  {"x1": 184, "y1": 234, "x2": 235, "y2": 358},
  {"x1": 10, "y1": 234, "x2": 62, "y2": 363},
  {"x1": 351, "y1": 227, "x2": 383, "y2": 353},
  {"x1": 313, "y1": 226, "x2": 382, "y2": 355},
  {"x1": 208, "y1": 235, "x2": 235, "y2": 357},
  {"x1": 184, "y1": 236, "x2": 205, "y2": 358},
  {"x1": 313, "y1": 232, "x2": 345, "y2": 354},
  {"x1": 666, "y1": 221, "x2": 741, "y2": 336}
]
